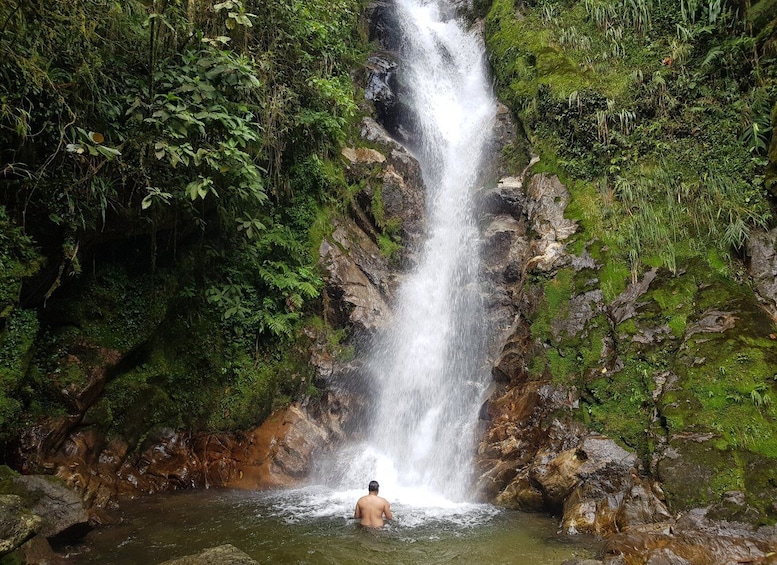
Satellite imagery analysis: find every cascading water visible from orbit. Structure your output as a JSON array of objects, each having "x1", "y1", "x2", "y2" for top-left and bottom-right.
[
  {"x1": 322, "y1": 0, "x2": 497, "y2": 506},
  {"x1": 67, "y1": 3, "x2": 596, "y2": 561}
]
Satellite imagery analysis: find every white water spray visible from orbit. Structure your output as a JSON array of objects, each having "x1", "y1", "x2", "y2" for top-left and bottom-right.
[{"x1": 322, "y1": 0, "x2": 497, "y2": 508}]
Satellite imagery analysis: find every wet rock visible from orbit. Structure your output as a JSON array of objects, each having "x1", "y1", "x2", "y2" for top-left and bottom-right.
[
  {"x1": 602, "y1": 509, "x2": 777, "y2": 564},
  {"x1": 366, "y1": 1, "x2": 401, "y2": 51},
  {"x1": 491, "y1": 321, "x2": 532, "y2": 384},
  {"x1": 15, "y1": 535, "x2": 68, "y2": 565},
  {"x1": 126, "y1": 430, "x2": 203, "y2": 493},
  {"x1": 319, "y1": 219, "x2": 392, "y2": 333},
  {"x1": 481, "y1": 103, "x2": 522, "y2": 182},
  {"x1": 363, "y1": 4, "x2": 419, "y2": 145},
  {"x1": 12, "y1": 475, "x2": 90, "y2": 542},
  {"x1": 156, "y1": 544, "x2": 259, "y2": 565},
  {"x1": 347, "y1": 118, "x2": 426, "y2": 257},
  {"x1": 477, "y1": 176, "x2": 525, "y2": 219},
  {"x1": 374, "y1": 154, "x2": 426, "y2": 250},
  {"x1": 644, "y1": 549, "x2": 691, "y2": 565},
  {"x1": 0, "y1": 495, "x2": 41, "y2": 555},
  {"x1": 365, "y1": 53, "x2": 399, "y2": 127},
  {"x1": 479, "y1": 380, "x2": 671, "y2": 536},
  {"x1": 220, "y1": 403, "x2": 342, "y2": 490},
  {"x1": 481, "y1": 216, "x2": 528, "y2": 279}
]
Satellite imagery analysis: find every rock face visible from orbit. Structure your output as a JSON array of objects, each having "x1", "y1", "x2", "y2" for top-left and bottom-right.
[
  {"x1": 15, "y1": 399, "x2": 353, "y2": 507},
  {"x1": 475, "y1": 151, "x2": 777, "y2": 565},
  {"x1": 601, "y1": 509, "x2": 777, "y2": 564},
  {"x1": 749, "y1": 227, "x2": 777, "y2": 319}
]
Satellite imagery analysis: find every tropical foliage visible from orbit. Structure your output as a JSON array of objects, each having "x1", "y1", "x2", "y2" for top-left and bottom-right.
[{"x1": 0, "y1": 0, "x2": 366, "y2": 441}]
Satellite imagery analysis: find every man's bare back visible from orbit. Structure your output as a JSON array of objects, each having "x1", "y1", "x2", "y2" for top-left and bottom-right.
[{"x1": 354, "y1": 481, "x2": 393, "y2": 527}]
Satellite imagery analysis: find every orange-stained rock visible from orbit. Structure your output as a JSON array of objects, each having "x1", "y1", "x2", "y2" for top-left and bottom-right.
[
  {"x1": 16, "y1": 399, "x2": 345, "y2": 509},
  {"x1": 222, "y1": 405, "x2": 329, "y2": 490}
]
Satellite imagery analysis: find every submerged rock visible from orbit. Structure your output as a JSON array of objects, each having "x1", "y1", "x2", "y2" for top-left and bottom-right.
[{"x1": 156, "y1": 544, "x2": 259, "y2": 565}]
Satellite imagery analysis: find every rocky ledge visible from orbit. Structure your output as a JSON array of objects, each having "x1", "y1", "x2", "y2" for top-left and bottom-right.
[{"x1": 475, "y1": 166, "x2": 777, "y2": 563}]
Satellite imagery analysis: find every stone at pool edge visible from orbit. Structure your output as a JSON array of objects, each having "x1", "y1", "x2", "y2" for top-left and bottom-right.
[
  {"x1": 156, "y1": 544, "x2": 259, "y2": 565},
  {"x1": 0, "y1": 494, "x2": 41, "y2": 555}
]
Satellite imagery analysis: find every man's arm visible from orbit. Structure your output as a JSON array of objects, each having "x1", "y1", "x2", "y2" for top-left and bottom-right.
[
  {"x1": 383, "y1": 501, "x2": 393, "y2": 521},
  {"x1": 354, "y1": 502, "x2": 362, "y2": 519}
]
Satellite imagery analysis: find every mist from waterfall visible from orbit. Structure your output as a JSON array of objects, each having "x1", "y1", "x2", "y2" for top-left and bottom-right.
[{"x1": 321, "y1": 0, "x2": 497, "y2": 505}]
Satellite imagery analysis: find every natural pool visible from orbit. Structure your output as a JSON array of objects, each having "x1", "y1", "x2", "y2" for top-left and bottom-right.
[{"x1": 67, "y1": 486, "x2": 600, "y2": 564}]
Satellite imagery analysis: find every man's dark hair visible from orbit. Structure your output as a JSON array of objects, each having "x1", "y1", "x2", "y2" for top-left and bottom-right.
[{"x1": 368, "y1": 480, "x2": 379, "y2": 492}]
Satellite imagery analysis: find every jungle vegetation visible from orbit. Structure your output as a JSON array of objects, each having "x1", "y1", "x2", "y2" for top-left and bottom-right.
[
  {"x1": 0, "y1": 0, "x2": 369, "y2": 446},
  {"x1": 1, "y1": 0, "x2": 777, "y2": 517}
]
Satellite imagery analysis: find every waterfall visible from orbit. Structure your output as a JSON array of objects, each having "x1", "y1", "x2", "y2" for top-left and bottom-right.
[{"x1": 324, "y1": 0, "x2": 497, "y2": 504}]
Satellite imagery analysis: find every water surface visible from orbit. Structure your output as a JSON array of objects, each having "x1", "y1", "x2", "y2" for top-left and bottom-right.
[{"x1": 69, "y1": 487, "x2": 599, "y2": 564}]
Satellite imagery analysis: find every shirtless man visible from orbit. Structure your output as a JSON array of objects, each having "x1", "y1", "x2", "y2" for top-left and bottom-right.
[{"x1": 354, "y1": 480, "x2": 393, "y2": 527}]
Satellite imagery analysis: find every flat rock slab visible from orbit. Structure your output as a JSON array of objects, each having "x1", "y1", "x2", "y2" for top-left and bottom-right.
[{"x1": 157, "y1": 544, "x2": 259, "y2": 565}]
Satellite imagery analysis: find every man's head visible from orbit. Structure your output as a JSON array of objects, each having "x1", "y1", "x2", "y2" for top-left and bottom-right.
[{"x1": 368, "y1": 480, "x2": 379, "y2": 493}]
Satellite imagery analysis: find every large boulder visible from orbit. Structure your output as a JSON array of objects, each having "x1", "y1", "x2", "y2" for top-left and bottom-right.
[
  {"x1": 12, "y1": 475, "x2": 90, "y2": 542},
  {"x1": 220, "y1": 403, "x2": 342, "y2": 490}
]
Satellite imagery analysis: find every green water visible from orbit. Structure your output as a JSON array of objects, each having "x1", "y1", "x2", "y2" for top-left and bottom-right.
[{"x1": 67, "y1": 487, "x2": 599, "y2": 564}]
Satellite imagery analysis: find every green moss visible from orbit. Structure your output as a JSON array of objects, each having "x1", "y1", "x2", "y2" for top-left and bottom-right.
[
  {"x1": 528, "y1": 353, "x2": 547, "y2": 379},
  {"x1": 599, "y1": 260, "x2": 630, "y2": 303},
  {"x1": 529, "y1": 268, "x2": 574, "y2": 341},
  {"x1": 485, "y1": 0, "x2": 777, "y2": 524},
  {"x1": 377, "y1": 233, "x2": 402, "y2": 261},
  {"x1": 371, "y1": 186, "x2": 386, "y2": 228},
  {"x1": 0, "y1": 309, "x2": 39, "y2": 441},
  {"x1": 309, "y1": 207, "x2": 335, "y2": 260},
  {"x1": 0, "y1": 465, "x2": 20, "y2": 495},
  {"x1": 585, "y1": 362, "x2": 654, "y2": 455}
]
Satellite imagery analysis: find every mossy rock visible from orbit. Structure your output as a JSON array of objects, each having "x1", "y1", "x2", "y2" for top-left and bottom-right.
[
  {"x1": 528, "y1": 255, "x2": 777, "y2": 522},
  {"x1": 0, "y1": 466, "x2": 21, "y2": 497},
  {"x1": 656, "y1": 437, "x2": 741, "y2": 511},
  {"x1": 657, "y1": 440, "x2": 777, "y2": 524}
]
